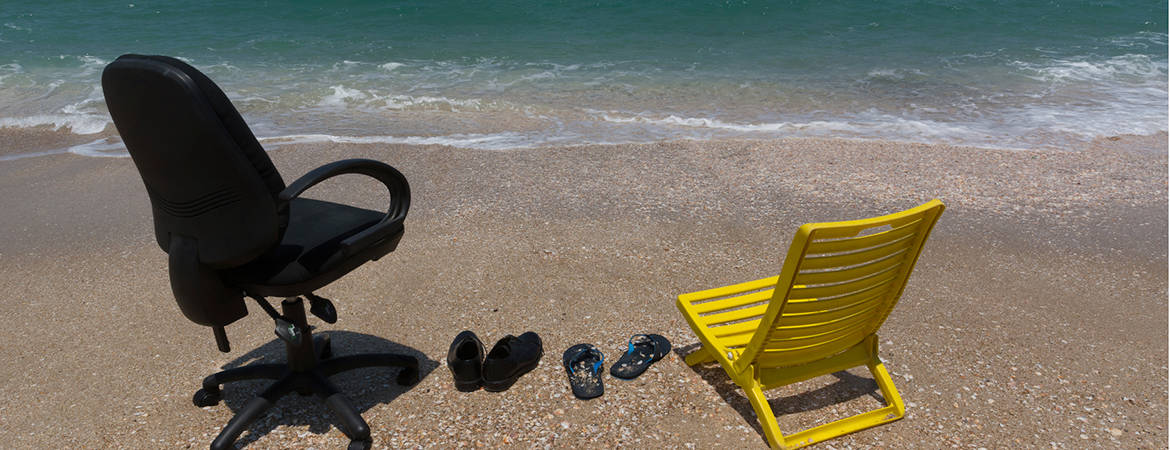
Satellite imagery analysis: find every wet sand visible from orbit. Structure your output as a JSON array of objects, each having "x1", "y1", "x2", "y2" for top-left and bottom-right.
[{"x1": 0, "y1": 131, "x2": 1165, "y2": 448}]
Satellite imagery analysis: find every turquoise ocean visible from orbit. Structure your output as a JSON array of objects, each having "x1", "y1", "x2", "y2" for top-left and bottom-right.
[{"x1": 0, "y1": 0, "x2": 1165, "y2": 156}]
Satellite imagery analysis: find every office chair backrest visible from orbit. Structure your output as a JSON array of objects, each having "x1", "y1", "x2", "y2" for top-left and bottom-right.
[{"x1": 103, "y1": 54, "x2": 286, "y2": 269}]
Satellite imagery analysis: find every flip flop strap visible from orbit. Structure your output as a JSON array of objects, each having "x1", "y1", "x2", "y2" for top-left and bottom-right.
[
  {"x1": 626, "y1": 334, "x2": 651, "y2": 355},
  {"x1": 569, "y1": 346, "x2": 604, "y2": 375}
]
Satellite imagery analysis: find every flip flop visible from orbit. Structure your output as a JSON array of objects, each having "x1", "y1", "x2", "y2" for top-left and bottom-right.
[
  {"x1": 609, "y1": 334, "x2": 671, "y2": 380},
  {"x1": 563, "y1": 344, "x2": 605, "y2": 399}
]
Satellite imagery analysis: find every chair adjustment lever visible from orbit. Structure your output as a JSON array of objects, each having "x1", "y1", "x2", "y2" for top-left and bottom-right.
[
  {"x1": 273, "y1": 318, "x2": 302, "y2": 345},
  {"x1": 305, "y1": 293, "x2": 338, "y2": 324},
  {"x1": 249, "y1": 296, "x2": 303, "y2": 345}
]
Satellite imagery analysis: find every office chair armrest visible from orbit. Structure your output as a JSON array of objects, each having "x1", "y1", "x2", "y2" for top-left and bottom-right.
[{"x1": 279, "y1": 158, "x2": 411, "y2": 253}]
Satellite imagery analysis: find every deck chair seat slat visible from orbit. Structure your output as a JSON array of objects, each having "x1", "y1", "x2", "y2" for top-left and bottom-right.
[
  {"x1": 679, "y1": 275, "x2": 780, "y2": 303},
  {"x1": 691, "y1": 289, "x2": 774, "y2": 314},
  {"x1": 701, "y1": 303, "x2": 769, "y2": 326},
  {"x1": 692, "y1": 325, "x2": 759, "y2": 346},
  {"x1": 685, "y1": 319, "x2": 761, "y2": 353},
  {"x1": 708, "y1": 318, "x2": 764, "y2": 338},
  {"x1": 718, "y1": 333, "x2": 757, "y2": 348}
]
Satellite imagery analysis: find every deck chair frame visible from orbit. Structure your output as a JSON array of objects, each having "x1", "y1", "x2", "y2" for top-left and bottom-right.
[{"x1": 677, "y1": 200, "x2": 944, "y2": 448}]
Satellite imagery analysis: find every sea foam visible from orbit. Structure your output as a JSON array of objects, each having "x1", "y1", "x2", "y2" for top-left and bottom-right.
[
  {"x1": 260, "y1": 132, "x2": 556, "y2": 150},
  {"x1": 1016, "y1": 54, "x2": 1166, "y2": 83},
  {"x1": 67, "y1": 137, "x2": 128, "y2": 157},
  {"x1": 0, "y1": 114, "x2": 110, "y2": 135}
]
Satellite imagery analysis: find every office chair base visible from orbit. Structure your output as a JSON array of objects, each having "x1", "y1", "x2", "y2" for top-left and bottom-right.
[{"x1": 194, "y1": 298, "x2": 418, "y2": 450}]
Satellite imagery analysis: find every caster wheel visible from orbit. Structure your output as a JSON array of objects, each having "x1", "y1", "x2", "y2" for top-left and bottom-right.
[
  {"x1": 396, "y1": 368, "x2": 419, "y2": 386},
  {"x1": 347, "y1": 439, "x2": 372, "y2": 450},
  {"x1": 193, "y1": 388, "x2": 222, "y2": 407}
]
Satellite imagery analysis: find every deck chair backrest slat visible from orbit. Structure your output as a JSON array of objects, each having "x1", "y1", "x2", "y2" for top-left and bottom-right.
[
  {"x1": 804, "y1": 217, "x2": 924, "y2": 254},
  {"x1": 788, "y1": 267, "x2": 902, "y2": 301},
  {"x1": 735, "y1": 200, "x2": 945, "y2": 372},
  {"x1": 758, "y1": 324, "x2": 870, "y2": 355},
  {"x1": 797, "y1": 234, "x2": 918, "y2": 271},
  {"x1": 781, "y1": 286, "x2": 888, "y2": 315},
  {"x1": 767, "y1": 305, "x2": 881, "y2": 343},
  {"x1": 764, "y1": 326, "x2": 871, "y2": 355},
  {"x1": 754, "y1": 335, "x2": 871, "y2": 366},
  {"x1": 793, "y1": 253, "x2": 904, "y2": 285},
  {"x1": 772, "y1": 299, "x2": 882, "y2": 329}
]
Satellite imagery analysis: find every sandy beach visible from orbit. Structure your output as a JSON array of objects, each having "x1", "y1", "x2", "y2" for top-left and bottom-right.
[{"x1": 0, "y1": 129, "x2": 1164, "y2": 448}]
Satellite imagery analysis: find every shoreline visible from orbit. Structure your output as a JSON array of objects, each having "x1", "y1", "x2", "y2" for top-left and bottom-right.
[
  {"x1": 0, "y1": 124, "x2": 1165, "y2": 160},
  {"x1": 0, "y1": 134, "x2": 1165, "y2": 447}
]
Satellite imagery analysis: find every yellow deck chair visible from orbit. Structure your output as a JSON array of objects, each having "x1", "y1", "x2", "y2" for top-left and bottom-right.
[{"x1": 677, "y1": 200, "x2": 944, "y2": 449}]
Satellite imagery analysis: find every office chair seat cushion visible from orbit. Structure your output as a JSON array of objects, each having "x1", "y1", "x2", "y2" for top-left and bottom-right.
[{"x1": 227, "y1": 197, "x2": 400, "y2": 291}]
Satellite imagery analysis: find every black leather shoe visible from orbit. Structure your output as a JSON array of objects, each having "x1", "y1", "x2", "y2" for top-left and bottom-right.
[
  {"x1": 482, "y1": 332, "x2": 543, "y2": 392},
  {"x1": 447, "y1": 330, "x2": 485, "y2": 392}
]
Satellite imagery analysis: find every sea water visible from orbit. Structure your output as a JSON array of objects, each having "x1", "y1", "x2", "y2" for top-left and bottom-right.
[{"x1": 0, "y1": 0, "x2": 1165, "y2": 154}]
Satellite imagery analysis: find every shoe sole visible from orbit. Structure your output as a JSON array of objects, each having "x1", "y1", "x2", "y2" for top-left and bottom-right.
[
  {"x1": 453, "y1": 379, "x2": 481, "y2": 392},
  {"x1": 482, "y1": 350, "x2": 543, "y2": 392}
]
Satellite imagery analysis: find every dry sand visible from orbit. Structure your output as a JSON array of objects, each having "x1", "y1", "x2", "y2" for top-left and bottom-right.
[{"x1": 0, "y1": 130, "x2": 1165, "y2": 448}]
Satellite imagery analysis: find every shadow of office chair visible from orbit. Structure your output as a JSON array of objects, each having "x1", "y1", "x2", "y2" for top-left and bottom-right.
[{"x1": 102, "y1": 54, "x2": 417, "y2": 450}]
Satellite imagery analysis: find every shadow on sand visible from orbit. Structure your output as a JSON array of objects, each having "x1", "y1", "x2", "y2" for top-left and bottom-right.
[
  {"x1": 205, "y1": 330, "x2": 438, "y2": 448},
  {"x1": 674, "y1": 343, "x2": 885, "y2": 445}
]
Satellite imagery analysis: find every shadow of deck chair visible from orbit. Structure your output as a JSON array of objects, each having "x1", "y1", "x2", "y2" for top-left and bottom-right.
[{"x1": 677, "y1": 200, "x2": 944, "y2": 448}]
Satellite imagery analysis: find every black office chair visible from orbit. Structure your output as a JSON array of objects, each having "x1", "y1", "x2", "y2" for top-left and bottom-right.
[{"x1": 102, "y1": 54, "x2": 417, "y2": 450}]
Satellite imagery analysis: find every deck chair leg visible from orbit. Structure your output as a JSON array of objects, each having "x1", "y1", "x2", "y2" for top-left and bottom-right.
[
  {"x1": 868, "y1": 360, "x2": 906, "y2": 418},
  {"x1": 684, "y1": 346, "x2": 716, "y2": 366},
  {"x1": 743, "y1": 381, "x2": 787, "y2": 449}
]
